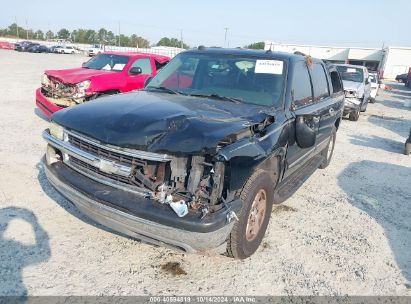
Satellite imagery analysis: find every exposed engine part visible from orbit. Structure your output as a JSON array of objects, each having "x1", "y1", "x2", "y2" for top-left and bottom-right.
[
  {"x1": 199, "y1": 205, "x2": 209, "y2": 219},
  {"x1": 187, "y1": 156, "x2": 205, "y2": 194},
  {"x1": 169, "y1": 157, "x2": 188, "y2": 189},
  {"x1": 157, "y1": 184, "x2": 168, "y2": 204},
  {"x1": 227, "y1": 211, "x2": 239, "y2": 223},
  {"x1": 169, "y1": 200, "x2": 188, "y2": 217},
  {"x1": 209, "y1": 162, "x2": 225, "y2": 205}
]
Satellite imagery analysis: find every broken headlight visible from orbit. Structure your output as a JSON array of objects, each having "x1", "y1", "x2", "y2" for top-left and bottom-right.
[
  {"x1": 77, "y1": 80, "x2": 91, "y2": 90},
  {"x1": 41, "y1": 74, "x2": 50, "y2": 86},
  {"x1": 74, "y1": 80, "x2": 91, "y2": 98},
  {"x1": 49, "y1": 122, "x2": 64, "y2": 141}
]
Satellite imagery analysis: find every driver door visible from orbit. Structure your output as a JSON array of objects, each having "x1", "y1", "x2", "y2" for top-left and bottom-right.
[
  {"x1": 284, "y1": 60, "x2": 320, "y2": 179},
  {"x1": 125, "y1": 58, "x2": 154, "y2": 91}
]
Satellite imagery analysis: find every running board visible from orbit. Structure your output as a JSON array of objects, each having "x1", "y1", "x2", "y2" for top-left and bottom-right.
[{"x1": 274, "y1": 154, "x2": 325, "y2": 204}]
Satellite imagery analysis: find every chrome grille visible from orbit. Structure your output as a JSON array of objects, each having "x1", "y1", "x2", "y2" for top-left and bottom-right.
[
  {"x1": 70, "y1": 156, "x2": 133, "y2": 185},
  {"x1": 68, "y1": 134, "x2": 147, "y2": 167}
]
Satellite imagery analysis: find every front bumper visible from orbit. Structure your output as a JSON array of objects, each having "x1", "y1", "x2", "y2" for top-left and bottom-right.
[
  {"x1": 43, "y1": 156, "x2": 240, "y2": 253},
  {"x1": 343, "y1": 98, "x2": 361, "y2": 115},
  {"x1": 35, "y1": 88, "x2": 63, "y2": 118}
]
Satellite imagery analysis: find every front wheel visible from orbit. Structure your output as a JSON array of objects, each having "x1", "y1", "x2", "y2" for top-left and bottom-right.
[
  {"x1": 226, "y1": 170, "x2": 274, "y2": 259},
  {"x1": 349, "y1": 109, "x2": 360, "y2": 121},
  {"x1": 319, "y1": 126, "x2": 336, "y2": 169},
  {"x1": 360, "y1": 98, "x2": 368, "y2": 112}
]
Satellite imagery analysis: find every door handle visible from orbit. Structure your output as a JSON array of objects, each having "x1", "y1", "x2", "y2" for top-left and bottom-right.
[{"x1": 329, "y1": 108, "x2": 335, "y2": 115}]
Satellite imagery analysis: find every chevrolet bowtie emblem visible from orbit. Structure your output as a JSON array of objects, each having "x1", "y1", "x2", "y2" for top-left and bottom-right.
[{"x1": 97, "y1": 159, "x2": 121, "y2": 174}]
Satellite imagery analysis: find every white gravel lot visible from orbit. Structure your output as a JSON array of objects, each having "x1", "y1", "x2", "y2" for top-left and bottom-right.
[{"x1": 0, "y1": 49, "x2": 410, "y2": 296}]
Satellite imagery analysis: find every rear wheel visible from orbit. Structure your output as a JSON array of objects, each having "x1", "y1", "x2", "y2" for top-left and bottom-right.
[
  {"x1": 349, "y1": 109, "x2": 360, "y2": 121},
  {"x1": 226, "y1": 170, "x2": 274, "y2": 259},
  {"x1": 319, "y1": 126, "x2": 336, "y2": 169}
]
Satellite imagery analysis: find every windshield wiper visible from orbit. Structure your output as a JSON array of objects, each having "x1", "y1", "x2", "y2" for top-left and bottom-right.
[
  {"x1": 189, "y1": 93, "x2": 243, "y2": 103},
  {"x1": 146, "y1": 86, "x2": 185, "y2": 95}
]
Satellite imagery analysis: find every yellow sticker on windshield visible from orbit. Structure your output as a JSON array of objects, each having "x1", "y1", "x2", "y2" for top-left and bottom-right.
[{"x1": 255, "y1": 60, "x2": 283, "y2": 74}]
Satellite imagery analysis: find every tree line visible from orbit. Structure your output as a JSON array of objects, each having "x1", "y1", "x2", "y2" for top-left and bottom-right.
[
  {"x1": 0, "y1": 23, "x2": 190, "y2": 49},
  {"x1": 0, "y1": 23, "x2": 265, "y2": 50}
]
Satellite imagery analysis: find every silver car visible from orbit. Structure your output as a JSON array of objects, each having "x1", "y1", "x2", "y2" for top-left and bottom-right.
[{"x1": 335, "y1": 64, "x2": 371, "y2": 121}]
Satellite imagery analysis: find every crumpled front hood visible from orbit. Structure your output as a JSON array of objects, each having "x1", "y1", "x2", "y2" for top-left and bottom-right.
[
  {"x1": 52, "y1": 91, "x2": 271, "y2": 155},
  {"x1": 45, "y1": 68, "x2": 114, "y2": 84},
  {"x1": 342, "y1": 80, "x2": 364, "y2": 93}
]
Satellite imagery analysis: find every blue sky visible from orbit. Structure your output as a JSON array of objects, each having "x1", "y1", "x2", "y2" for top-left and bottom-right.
[{"x1": 1, "y1": 0, "x2": 410, "y2": 48}]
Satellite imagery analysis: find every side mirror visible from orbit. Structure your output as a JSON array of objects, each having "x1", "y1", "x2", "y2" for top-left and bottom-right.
[
  {"x1": 365, "y1": 78, "x2": 369, "y2": 84},
  {"x1": 295, "y1": 116, "x2": 316, "y2": 148},
  {"x1": 378, "y1": 80, "x2": 382, "y2": 84},
  {"x1": 129, "y1": 67, "x2": 142, "y2": 75},
  {"x1": 144, "y1": 76, "x2": 153, "y2": 88}
]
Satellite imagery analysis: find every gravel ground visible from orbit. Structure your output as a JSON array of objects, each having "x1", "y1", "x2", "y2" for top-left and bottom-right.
[{"x1": 0, "y1": 50, "x2": 410, "y2": 296}]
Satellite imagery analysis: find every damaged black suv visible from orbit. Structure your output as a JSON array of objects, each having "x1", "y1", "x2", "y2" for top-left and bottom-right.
[{"x1": 42, "y1": 48, "x2": 344, "y2": 259}]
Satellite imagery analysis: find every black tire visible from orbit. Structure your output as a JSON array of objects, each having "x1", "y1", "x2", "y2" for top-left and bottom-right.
[
  {"x1": 226, "y1": 169, "x2": 274, "y2": 259},
  {"x1": 319, "y1": 126, "x2": 336, "y2": 169},
  {"x1": 349, "y1": 109, "x2": 360, "y2": 121},
  {"x1": 370, "y1": 97, "x2": 376, "y2": 104},
  {"x1": 360, "y1": 98, "x2": 368, "y2": 112},
  {"x1": 405, "y1": 142, "x2": 411, "y2": 155}
]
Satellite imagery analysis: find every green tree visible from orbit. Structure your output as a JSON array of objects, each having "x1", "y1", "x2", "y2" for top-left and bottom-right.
[
  {"x1": 57, "y1": 28, "x2": 70, "y2": 39},
  {"x1": 129, "y1": 34, "x2": 149, "y2": 48},
  {"x1": 97, "y1": 28, "x2": 108, "y2": 43},
  {"x1": 105, "y1": 31, "x2": 116, "y2": 45},
  {"x1": 34, "y1": 30, "x2": 44, "y2": 40},
  {"x1": 157, "y1": 37, "x2": 188, "y2": 49},
  {"x1": 245, "y1": 42, "x2": 265, "y2": 50},
  {"x1": 85, "y1": 29, "x2": 96, "y2": 43},
  {"x1": 6, "y1": 23, "x2": 25, "y2": 38},
  {"x1": 45, "y1": 30, "x2": 54, "y2": 40}
]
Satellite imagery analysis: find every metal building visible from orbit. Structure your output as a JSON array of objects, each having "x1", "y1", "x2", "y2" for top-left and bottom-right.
[{"x1": 264, "y1": 41, "x2": 411, "y2": 79}]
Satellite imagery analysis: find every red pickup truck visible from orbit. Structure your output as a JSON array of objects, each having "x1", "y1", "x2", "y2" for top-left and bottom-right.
[{"x1": 36, "y1": 52, "x2": 170, "y2": 118}]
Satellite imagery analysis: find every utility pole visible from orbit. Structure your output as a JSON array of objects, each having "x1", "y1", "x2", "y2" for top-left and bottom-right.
[
  {"x1": 224, "y1": 27, "x2": 229, "y2": 47},
  {"x1": 15, "y1": 16, "x2": 19, "y2": 39},
  {"x1": 25, "y1": 19, "x2": 28, "y2": 40},
  {"x1": 180, "y1": 29, "x2": 183, "y2": 49},
  {"x1": 118, "y1": 22, "x2": 121, "y2": 47}
]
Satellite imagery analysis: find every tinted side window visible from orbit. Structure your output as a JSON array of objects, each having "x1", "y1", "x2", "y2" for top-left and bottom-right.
[
  {"x1": 330, "y1": 70, "x2": 343, "y2": 93},
  {"x1": 291, "y1": 61, "x2": 313, "y2": 108},
  {"x1": 131, "y1": 58, "x2": 152, "y2": 75},
  {"x1": 155, "y1": 60, "x2": 168, "y2": 71},
  {"x1": 310, "y1": 63, "x2": 330, "y2": 102}
]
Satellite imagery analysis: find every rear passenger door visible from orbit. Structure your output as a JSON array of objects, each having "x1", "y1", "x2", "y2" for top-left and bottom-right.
[{"x1": 309, "y1": 62, "x2": 338, "y2": 151}]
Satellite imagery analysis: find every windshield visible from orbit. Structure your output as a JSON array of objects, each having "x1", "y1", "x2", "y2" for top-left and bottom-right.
[
  {"x1": 146, "y1": 52, "x2": 285, "y2": 107},
  {"x1": 336, "y1": 66, "x2": 364, "y2": 83},
  {"x1": 83, "y1": 54, "x2": 130, "y2": 72}
]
